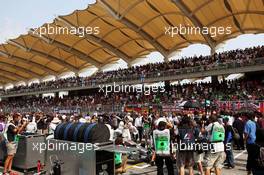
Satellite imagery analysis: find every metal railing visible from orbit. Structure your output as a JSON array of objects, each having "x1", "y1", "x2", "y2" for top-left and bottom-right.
[{"x1": 1, "y1": 104, "x2": 124, "y2": 114}]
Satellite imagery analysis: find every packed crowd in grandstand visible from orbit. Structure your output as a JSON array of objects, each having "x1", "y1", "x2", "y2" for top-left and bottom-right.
[
  {"x1": 1, "y1": 45, "x2": 263, "y2": 95},
  {"x1": 1, "y1": 78, "x2": 263, "y2": 113}
]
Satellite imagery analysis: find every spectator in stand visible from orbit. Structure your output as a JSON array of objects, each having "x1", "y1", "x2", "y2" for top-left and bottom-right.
[
  {"x1": 1, "y1": 78, "x2": 263, "y2": 113},
  {"x1": 1, "y1": 46, "x2": 263, "y2": 96}
]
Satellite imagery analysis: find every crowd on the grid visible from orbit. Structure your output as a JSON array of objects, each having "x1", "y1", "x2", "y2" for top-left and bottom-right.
[
  {"x1": 1, "y1": 78, "x2": 263, "y2": 112},
  {"x1": 1, "y1": 45, "x2": 264, "y2": 95},
  {"x1": 0, "y1": 110, "x2": 264, "y2": 175}
]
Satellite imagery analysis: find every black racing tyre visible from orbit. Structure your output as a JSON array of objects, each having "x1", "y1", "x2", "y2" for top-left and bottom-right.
[
  {"x1": 76, "y1": 123, "x2": 90, "y2": 142},
  {"x1": 87, "y1": 124, "x2": 110, "y2": 143},
  {"x1": 66, "y1": 123, "x2": 79, "y2": 141}
]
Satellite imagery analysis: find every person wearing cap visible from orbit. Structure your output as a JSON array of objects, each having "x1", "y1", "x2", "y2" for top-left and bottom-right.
[
  {"x1": 48, "y1": 117, "x2": 61, "y2": 135},
  {"x1": 153, "y1": 120, "x2": 174, "y2": 175},
  {"x1": 3, "y1": 113, "x2": 28, "y2": 175}
]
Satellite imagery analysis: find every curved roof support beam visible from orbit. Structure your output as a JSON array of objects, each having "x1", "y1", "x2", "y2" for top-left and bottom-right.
[
  {"x1": 0, "y1": 81, "x2": 6, "y2": 84},
  {"x1": 240, "y1": 1, "x2": 252, "y2": 30},
  {"x1": 0, "y1": 69, "x2": 27, "y2": 81},
  {"x1": 56, "y1": 17, "x2": 132, "y2": 65},
  {"x1": 117, "y1": 38, "x2": 144, "y2": 49},
  {"x1": 0, "y1": 61, "x2": 42, "y2": 79},
  {"x1": 87, "y1": 14, "x2": 110, "y2": 25},
  {"x1": 100, "y1": 27, "x2": 128, "y2": 40},
  {"x1": 172, "y1": 0, "x2": 216, "y2": 49},
  {"x1": 139, "y1": 12, "x2": 183, "y2": 29},
  {"x1": 0, "y1": 50, "x2": 58, "y2": 76},
  {"x1": 104, "y1": 56, "x2": 119, "y2": 64},
  {"x1": 207, "y1": 11, "x2": 264, "y2": 27},
  {"x1": 120, "y1": 0, "x2": 143, "y2": 19},
  {"x1": 28, "y1": 30, "x2": 103, "y2": 68},
  {"x1": 190, "y1": 0, "x2": 213, "y2": 16},
  {"x1": 223, "y1": 0, "x2": 243, "y2": 34},
  {"x1": 131, "y1": 49, "x2": 156, "y2": 59},
  {"x1": 0, "y1": 76, "x2": 15, "y2": 84},
  {"x1": 0, "y1": 82, "x2": 7, "y2": 86},
  {"x1": 86, "y1": 47, "x2": 105, "y2": 56},
  {"x1": 7, "y1": 40, "x2": 79, "y2": 73},
  {"x1": 98, "y1": 0, "x2": 169, "y2": 58}
]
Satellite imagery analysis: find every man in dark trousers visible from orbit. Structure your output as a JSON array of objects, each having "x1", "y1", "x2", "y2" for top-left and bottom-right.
[
  {"x1": 153, "y1": 120, "x2": 174, "y2": 175},
  {"x1": 244, "y1": 113, "x2": 257, "y2": 175},
  {"x1": 223, "y1": 117, "x2": 235, "y2": 168},
  {"x1": 233, "y1": 114, "x2": 245, "y2": 150}
]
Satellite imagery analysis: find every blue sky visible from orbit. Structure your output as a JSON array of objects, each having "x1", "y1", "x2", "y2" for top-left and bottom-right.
[
  {"x1": 0, "y1": 0, "x2": 96, "y2": 42},
  {"x1": 0, "y1": 0, "x2": 264, "y2": 76}
]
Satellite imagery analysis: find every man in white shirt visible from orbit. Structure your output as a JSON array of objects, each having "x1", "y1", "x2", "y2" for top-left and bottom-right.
[
  {"x1": 26, "y1": 116, "x2": 37, "y2": 134},
  {"x1": 203, "y1": 115, "x2": 225, "y2": 175},
  {"x1": 134, "y1": 114, "x2": 143, "y2": 142}
]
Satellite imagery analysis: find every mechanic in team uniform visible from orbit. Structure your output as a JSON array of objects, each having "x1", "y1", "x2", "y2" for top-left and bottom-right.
[
  {"x1": 203, "y1": 115, "x2": 225, "y2": 175},
  {"x1": 153, "y1": 120, "x2": 174, "y2": 175}
]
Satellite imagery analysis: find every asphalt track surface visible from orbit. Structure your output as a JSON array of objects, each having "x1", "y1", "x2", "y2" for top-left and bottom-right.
[
  {"x1": 124, "y1": 150, "x2": 248, "y2": 175},
  {"x1": 0, "y1": 150, "x2": 248, "y2": 175}
]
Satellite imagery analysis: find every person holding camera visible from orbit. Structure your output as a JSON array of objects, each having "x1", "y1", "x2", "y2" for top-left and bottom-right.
[{"x1": 3, "y1": 113, "x2": 28, "y2": 175}]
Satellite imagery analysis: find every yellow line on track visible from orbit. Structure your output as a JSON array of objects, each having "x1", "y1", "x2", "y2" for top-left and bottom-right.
[{"x1": 125, "y1": 162, "x2": 146, "y2": 170}]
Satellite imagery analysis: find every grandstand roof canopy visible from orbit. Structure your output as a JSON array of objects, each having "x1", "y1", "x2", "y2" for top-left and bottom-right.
[{"x1": 0, "y1": 0, "x2": 263, "y2": 84}]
